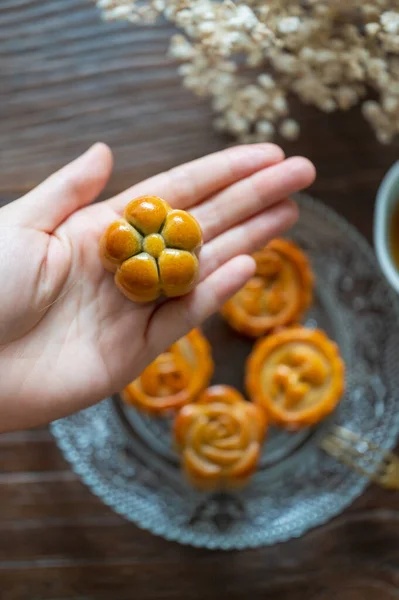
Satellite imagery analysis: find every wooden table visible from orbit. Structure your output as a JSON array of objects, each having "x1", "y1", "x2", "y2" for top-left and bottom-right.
[{"x1": 1, "y1": 1, "x2": 399, "y2": 598}]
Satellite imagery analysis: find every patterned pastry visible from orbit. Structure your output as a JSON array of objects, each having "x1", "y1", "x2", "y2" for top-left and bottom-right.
[
  {"x1": 100, "y1": 195, "x2": 202, "y2": 302},
  {"x1": 174, "y1": 385, "x2": 267, "y2": 490},
  {"x1": 221, "y1": 239, "x2": 314, "y2": 337},
  {"x1": 121, "y1": 329, "x2": 213, "y2": 414},
  {"x1": 246, "y1": 327, "x2": 345, "y2": 430}
]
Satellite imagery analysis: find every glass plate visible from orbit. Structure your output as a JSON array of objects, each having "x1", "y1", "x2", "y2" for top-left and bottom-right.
[{"x1": 51, "y1": 194, "x2": 399, "y2": 549}]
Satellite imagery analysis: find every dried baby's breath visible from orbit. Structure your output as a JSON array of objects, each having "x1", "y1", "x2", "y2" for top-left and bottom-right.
[{"x1": 95, "y1": 0, "x2": 399, "y2": 144}]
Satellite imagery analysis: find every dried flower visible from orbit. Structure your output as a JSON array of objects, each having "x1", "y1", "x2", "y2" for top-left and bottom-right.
[{"x1": 95, "y1": 0, "x2": 399, "y2": 144}]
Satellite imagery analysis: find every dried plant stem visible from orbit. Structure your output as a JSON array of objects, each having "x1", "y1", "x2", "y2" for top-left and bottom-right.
[{"x1": 95, "y1": 0, "x2": 399, "y2": 144}]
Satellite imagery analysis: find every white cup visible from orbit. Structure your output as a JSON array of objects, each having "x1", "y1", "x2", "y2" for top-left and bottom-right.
[{"x1": 374, "y1": 160, "x2": 399, "y2": 294}]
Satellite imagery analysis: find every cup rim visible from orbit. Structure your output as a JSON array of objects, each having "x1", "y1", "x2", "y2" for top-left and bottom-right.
[{"x1": 374, "y1": 160, "x2": 399, "y2": 294}]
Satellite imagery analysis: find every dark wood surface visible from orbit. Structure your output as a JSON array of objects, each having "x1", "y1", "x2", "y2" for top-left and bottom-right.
[{"x1": 1, "y1": 1, "x2": 399, "y2": 598}]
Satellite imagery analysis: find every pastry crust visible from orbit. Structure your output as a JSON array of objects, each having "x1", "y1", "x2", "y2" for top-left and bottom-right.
[
  {"x1": 174, "y1": 385, "x2": 267, "y2": 490},
  {"x1": 246, "y1": 327, "x2": 345, "y2": 430},
  {"x1": 121, "y1": 329, "x2": 213, "y2": 414},
  {"x1": 100, "y1": 196, "x2": 202, "y2": 302},
  {"x1": 221, "y1": 239, "x2": 314, "y2": 337}
]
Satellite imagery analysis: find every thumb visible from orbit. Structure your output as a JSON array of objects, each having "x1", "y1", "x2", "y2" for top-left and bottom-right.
[{"x1": 7, "y1": 143, "x2": 113, "y2": 232}]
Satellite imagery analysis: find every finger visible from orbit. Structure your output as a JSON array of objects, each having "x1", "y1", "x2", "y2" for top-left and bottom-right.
[
  {"x1": 11, "y1": 143, "x2": 113, "y2": 232},
  {"x1": 191, "y1": 156, "x2": 315, "y2": 242},
  {"x1": 107, "y1": 143, "x2": 285, "y2": 213},
  {"x1": 199, "y1": 199, "x2": 299, "y2": 281},
  {"x1": 146, "y1": 255, "x2": 256, "y2": 351}
]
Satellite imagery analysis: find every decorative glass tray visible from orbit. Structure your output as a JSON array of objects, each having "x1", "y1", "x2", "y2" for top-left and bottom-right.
[{"x1": 51, "y1": 195, "x2": 399, "y2": 549}]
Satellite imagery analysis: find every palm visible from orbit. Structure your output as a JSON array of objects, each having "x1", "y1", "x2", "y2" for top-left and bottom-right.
[{"x1": 0, "y1": 143, "x2": 315, "y2": 432}]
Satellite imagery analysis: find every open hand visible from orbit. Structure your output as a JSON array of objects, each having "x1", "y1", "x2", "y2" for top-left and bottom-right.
[{"x1": 0, "y1": 143, "x2": 315, "y2": 431}]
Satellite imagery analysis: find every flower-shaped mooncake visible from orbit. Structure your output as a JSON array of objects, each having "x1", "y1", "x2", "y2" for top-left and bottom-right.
[
  {"x1": 121, "y1": 329, "x2": 213, "y2": 414},
  {"x1": 221, "y1": 239, "x2": 314, "y2": 337},
  {"x1": 100, "y1": 196, "x2": 202, "y2": 302},
  {"x1": 174, "y1": 385, "x2": 267, "y2": 490},
  {"x1": 246, "y1": 327, "x2": 345, "y2": 430}
]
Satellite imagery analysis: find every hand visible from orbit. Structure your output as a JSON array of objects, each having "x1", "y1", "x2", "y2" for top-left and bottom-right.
[{"x1": 0, "y1": 143, "x2": 315, "y2": 432}]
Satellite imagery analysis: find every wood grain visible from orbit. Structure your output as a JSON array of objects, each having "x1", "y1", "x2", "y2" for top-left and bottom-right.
[{"x1": 1, "y1": 0, "x2": 399, "y2": 598}]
